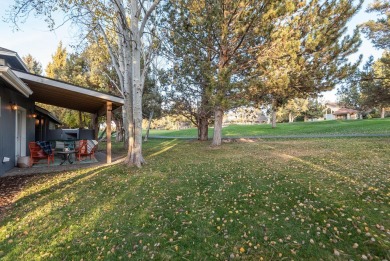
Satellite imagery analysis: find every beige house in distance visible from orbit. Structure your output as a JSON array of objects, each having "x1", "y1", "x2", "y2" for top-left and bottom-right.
[{"x1": 324, "y1": 102, "x2": 358, "y2": 120}]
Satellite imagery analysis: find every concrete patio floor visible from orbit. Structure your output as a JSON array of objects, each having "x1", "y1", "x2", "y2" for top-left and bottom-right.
[{"x1": 3, "y1": 151, "x2": 108, "y2": 177}]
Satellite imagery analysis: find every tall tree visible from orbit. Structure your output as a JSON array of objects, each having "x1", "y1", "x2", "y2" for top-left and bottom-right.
[
  {"x1": 361, "y1": 0, "x2": 390, "y2": 50},
  {"x1": 45, "y1": 41, "x2": 67, "y2": 78},
  {"x1": 360, "y1": 52, "x2": 390, "y2": 118},
  {"x1": 8, "y1": 0, "x2": 161, "y2": 167},
  {"x1": 162, "y1": 0, "x2": 361, "y2": 143},
  {"x1": 250, "y1": 0, "x2": 362, "y2": 128},
  {"x1": 22, "y1": 54, "x2": 43, "y2": 75},
  {"x1": 162, "y1": 0, "x2": 296, "y2": 145},
  {"x1": 338, "y1": 53, "x2": 390, "y2": 118}
]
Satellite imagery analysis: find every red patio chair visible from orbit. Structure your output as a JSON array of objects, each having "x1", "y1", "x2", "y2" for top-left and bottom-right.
[
  {"x1": 29, "y1": 142, "x2": 54, "y2": 167},
  {"x1": 76, "y1": 140, "x2": 96, "y2": 161}
]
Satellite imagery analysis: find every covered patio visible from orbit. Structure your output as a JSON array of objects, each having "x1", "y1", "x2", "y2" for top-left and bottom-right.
[{"x1": 13, "y1": 70, "x2": 124, "y2": 164}]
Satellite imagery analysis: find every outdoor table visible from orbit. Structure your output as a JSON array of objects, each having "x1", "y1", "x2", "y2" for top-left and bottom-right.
[{"x1": 57, "y1": 150, "x2": 76, "y2": 165}]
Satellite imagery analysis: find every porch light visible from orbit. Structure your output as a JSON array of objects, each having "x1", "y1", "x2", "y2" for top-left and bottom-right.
[
  {"x1": 10, "y1": 102, "x2": 18, "y2": 110},
  {"x1": 30, "y1": 109, "x2": 37, "y2": 118}
]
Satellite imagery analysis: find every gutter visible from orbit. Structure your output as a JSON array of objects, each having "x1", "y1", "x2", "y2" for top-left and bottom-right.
[{"x1": 0, "y1": 66, "x2": 33, "y2": 97}]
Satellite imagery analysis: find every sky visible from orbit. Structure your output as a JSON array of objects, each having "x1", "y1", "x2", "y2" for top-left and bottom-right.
[{"x1": 0, "y1": 0, "x2": 385, "y2": 102}]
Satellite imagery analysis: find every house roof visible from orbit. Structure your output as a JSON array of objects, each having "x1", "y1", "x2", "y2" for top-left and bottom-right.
[
  {"x1": 0, "y1": 66, "x2": 32, "y2": 97},
  {"x1": 0, "y1": 48, "x2": 29, "y2": 72},
  {"x1": 13, "y1": 70, "x2": 124, "y2": 115},
  {"x1": 333, "y1": 108, "x2": 358, "y2": 115},
  {"x1": 35, "y1": 106, "x2": 62, "y2": 125}
]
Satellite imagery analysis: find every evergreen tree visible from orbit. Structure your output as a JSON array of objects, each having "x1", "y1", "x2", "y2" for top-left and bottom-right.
[
  {"x1": 22, "y1": 54, "x2": 43, "y2": 75},
  {"x1": 338, "y1": 52, "x2": 390, "y2": 118},
  {"x1": 250, "y1": 0, "x2": 362, "y2": 128},
  {"x1": 304, "y1": 99, "x2": 326, "y2": 121},
  {"x1": 360, "y1": 52, "x2": 390, "y2": 118},
  {"x1": 361, "y1": 0, "x2": 390, "y2": 50},
  {"x1": 45, "y1": 41, "x2": 67, "y2": 79}
]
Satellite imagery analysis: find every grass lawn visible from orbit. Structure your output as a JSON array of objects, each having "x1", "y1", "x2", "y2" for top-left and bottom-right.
[
  {"x1": 0, "y1": 138, "x2": 389, "y2": 260},
  {"x1": 148, "y1": 118, "x2": 390, "y2": 138}
]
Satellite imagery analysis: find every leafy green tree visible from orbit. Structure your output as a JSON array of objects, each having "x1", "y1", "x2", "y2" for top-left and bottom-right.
[
  {"x1": 361, "y1": 0, "x2": 390, "y2": 50},
  {"x1": 22, "y1": 54, "x2": 43, "y2": 75},
  {"x1": 278, "y1": 98, "x2": 309, "y2": 123}
]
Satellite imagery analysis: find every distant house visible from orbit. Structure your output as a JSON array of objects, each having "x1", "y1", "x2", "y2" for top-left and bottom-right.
[
  {"x1": 0, "y1": 47, "x2": 123, "y2": 176},
  {"x1": 324, "y1": 102, "x2": 358, "y2": 120}
]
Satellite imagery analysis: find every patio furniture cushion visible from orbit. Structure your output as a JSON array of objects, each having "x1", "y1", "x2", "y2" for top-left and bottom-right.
[
  {"x1": 55, "y1": 141, "x2": 65, "y2": 150},
  {"x1": 87, "y1": 140, "x2": 98, "y2": 153},
  {"x1": 36, "y1": 141, "x2": 53, "y2": 155},
  {"x1": 76, "y1": 140, "x2": 98, "y2": 161}
]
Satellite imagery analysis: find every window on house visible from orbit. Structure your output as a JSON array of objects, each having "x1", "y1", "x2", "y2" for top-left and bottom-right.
[{"x1": 49, "y1": 121, "x2": 56, "y2": 130}]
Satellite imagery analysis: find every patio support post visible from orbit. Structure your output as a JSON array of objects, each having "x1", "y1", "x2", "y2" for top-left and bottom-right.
[
  {"x1": 106, "y1": 102, "x2": 112, "y2": 164},
  {"x1": 91, "y1": 113, "x2": 99, "y2": 140}
]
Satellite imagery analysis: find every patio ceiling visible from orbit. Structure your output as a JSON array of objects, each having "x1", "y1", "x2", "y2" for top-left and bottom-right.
[{"x1": 13, "y1": 70, "x2": 123, "y2": 115}]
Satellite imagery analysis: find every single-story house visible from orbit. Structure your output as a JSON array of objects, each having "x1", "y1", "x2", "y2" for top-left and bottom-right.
[{"x1": 0, "y1": 47, "x2": 123, "y2": 176}]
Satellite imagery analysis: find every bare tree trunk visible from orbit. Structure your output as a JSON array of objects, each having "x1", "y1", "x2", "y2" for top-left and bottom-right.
[
  {"x1": 288, "y1": 112, "x2": 293, "y2": 123},
  {"x1": 212, "y1": 107, "x2": 224, "y2": 146},
  {"x1": 272, "y1": 110, "x2": 277, "y2": 128},
  {"x1": 381, "y1": 107, "x2": 385, "y2": 118},
  {"x1": 144, "y1": 111, "x2": 154, "y2": 142}
]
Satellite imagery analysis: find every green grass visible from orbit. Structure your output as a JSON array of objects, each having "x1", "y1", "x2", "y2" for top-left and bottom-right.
[
  {"x1": 1, "y1": 138, "x2": 389, "y2": 260},
  {"x1": 148, "y1": 118, "x2": 390, "y2": 138}
]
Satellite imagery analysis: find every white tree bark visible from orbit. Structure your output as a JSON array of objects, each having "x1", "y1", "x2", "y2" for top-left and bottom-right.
[
  {"x1": 272, "y1": 110, "x2": 277, "y2": 128},
  {"x1": 211, "y1": 108, "x2": 224, "y2": 146}
]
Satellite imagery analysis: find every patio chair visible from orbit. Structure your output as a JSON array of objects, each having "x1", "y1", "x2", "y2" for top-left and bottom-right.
[
  {"x1": 76, "y1": 139, "x2": 97, "y2": 161},
  {"x1": 29, "y1": 142, "x2": 55, "y2": 167}
]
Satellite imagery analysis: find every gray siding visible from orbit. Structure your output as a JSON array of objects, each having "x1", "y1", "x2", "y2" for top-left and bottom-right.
[{"x1": 0, "y1": 79, "x2": 35, "y2": 176}]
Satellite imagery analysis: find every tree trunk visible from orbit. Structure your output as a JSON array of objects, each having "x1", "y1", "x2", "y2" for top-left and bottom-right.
[
  {"x1": 144, "y1": 111, "x2": 154, "y2": 142},
  {"x1": 381, "y1": 107, "x2": 385, "y2": 118},
  {"x1": 79, "y1": 111, "x2": 83, "y2": 128},
  {"x1": 212, "y1": 108, "x2": 224, "y2": 146},
  {"x1": 127, "y1": 2, "x2": 145, "y2": 167},
  {"x1": 115, "y1": 118, "x2": 123, "y2": 142},
  {"x1": 272, "y1": 110, "x2": 277, "y2": 128},
  {"x1": 288, "y1": 112, "x2": 293, "y2": 123},
  {"x1": 198, "y1": 116, "x2": 209, "y2": 141}
]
